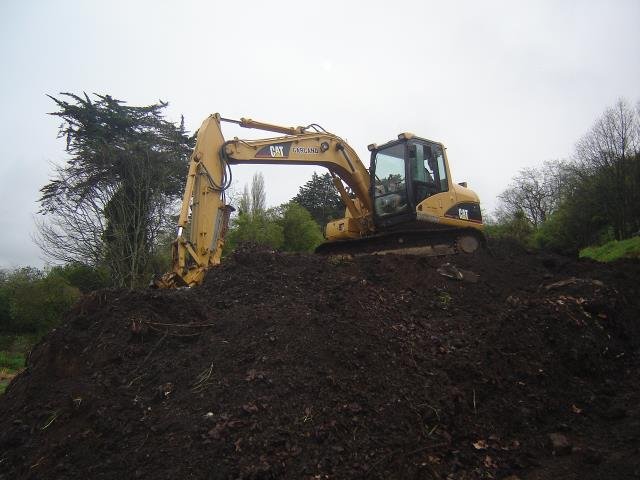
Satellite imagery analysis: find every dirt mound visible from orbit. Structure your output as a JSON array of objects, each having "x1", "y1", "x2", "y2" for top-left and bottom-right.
[{"x1": 1, "y1": 240, "x2": 639, "y2": 479}]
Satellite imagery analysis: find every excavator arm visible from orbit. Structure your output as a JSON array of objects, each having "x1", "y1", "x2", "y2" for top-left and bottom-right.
[{"x1": 157, "y1": 114, "x2": 374, "y2": 288}]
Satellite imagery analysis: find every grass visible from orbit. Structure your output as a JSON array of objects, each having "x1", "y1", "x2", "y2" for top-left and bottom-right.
[
  {"x1": 0, "y1": 352, "x2": 24, "y2": 395},
  {"x1": 579, "y1": 236, "x2": 640, "y2": 262},
  {"x1": 0, "y1": 335, "x2": 32, "y2": 395},
  {"x1": 0, "y1": 351, "x2": 25, "y2": 370},
  {"x1": 0, "y1": 352, "x2": 26, "y2": 394}
]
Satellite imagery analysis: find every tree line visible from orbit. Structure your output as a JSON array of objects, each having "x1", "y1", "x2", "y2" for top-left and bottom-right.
[
  {"x1": 10, "y1": 92, "x2": 634, "y2": 335},
  {"x1": 0, "y1": 264, "x2": 109, "y2": 335},
  {"x1": 2, "y1": 92, "x2": 345, "y2": 335},
  {"x1": 34, "y1": 93, "x2": 344, "y2": 287},
  {"x1": 491, "y1": 98, "x2": 640, "y2": 253},
  {"x1": 2, "y1": 170, "x2": 340, "y2": 335}
]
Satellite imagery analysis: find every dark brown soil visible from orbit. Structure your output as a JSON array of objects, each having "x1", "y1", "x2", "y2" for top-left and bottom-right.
[{"x1": 1, "y1": 240, "x2": 639, "y2": 479}]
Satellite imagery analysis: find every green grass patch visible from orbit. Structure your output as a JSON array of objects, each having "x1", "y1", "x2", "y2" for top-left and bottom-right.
[
  {"x1": 0, "y1": 334, "x2": 37, "y2": 352},
  {"x1": 0, "y1": 379, "x2": 10, "y2": 395},
  {"x1": 0, "y1": 335, "x2": 32, "y2": 395},
  {"x1": 0, "y1": 353, "x2": 25, "y2": 395},
  {"x1": 0, "y1": 351, "x2": 25, "y2": 370},
  {"x1": 580, "y1": 236, "x2": 640, "y2": 262}
]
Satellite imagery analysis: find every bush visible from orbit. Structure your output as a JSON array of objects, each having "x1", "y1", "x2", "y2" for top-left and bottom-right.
[
  {"x1": 223, "y1": 203, "x2": 323, "y2": 255},
  {"x1": 532, "y1": 196, "x2": 612, "y2": 255},
  {"x1": 51, "y1": 263, "x2": 111, "y2": 293},
  {"x1": 0, "y1": 267, "x2": 81, "y2": 334},
  {"x1": 484, "y1": 210, "x2": 534, "y2": 246},
  {"x1": 224, "y1": 211, "x2": 285, "y2": 255},
  {"x1": 278, "y1": 203, "x2": 324, "y2": 252}
]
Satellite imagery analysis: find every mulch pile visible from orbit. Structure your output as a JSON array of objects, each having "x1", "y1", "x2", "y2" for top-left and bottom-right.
[{"x1": 1, "y1": 240, "x2": 639, "y2": 479}]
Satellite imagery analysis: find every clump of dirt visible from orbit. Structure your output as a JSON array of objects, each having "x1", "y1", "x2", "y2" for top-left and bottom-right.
[{"x1": 1, "y1": 239, "x2": 639, "y2": 480}]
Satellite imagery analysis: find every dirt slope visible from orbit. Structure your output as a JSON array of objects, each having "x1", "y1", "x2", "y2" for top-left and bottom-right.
[{"x1": 1, "y1": 241, "x2": 639, "y2": 479}]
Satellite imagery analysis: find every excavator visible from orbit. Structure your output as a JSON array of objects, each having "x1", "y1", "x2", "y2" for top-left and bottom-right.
[{"x1": 156, "y1": 113, "x2": 484, "y2": 288}]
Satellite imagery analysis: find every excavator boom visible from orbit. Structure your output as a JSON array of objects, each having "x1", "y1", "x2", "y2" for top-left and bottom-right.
[{"x1": 157, "y1": 114, "x2": 376, "y2": 287}]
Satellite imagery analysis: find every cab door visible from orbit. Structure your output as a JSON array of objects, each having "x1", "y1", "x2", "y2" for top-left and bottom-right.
[
  {"x1": 371, "y1": 141, "x2": 414, "y2": 228},
  {"x1": 407, "y1": 141, "x2": 453, "y2": 222}
]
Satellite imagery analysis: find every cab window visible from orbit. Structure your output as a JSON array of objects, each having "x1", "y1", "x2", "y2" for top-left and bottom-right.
[
  {"x1": 373, "y1": 143, "x2": 409, "y2": 217},
  {"x1": 409, "y1": 142, "x2": 448, "y2": 204}
]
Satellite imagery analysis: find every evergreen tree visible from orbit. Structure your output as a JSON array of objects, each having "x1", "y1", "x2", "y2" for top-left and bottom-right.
[
  {"x1": 292, "y1": 172, "x2": 345, "y2": 227},
  {"x1": 37, "y1": 93, "x2": 193, "y2": 288}
]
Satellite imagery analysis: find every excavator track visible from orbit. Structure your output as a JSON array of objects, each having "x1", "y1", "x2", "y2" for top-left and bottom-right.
[{"x1": 315, "y1": 228, "x2": 485, "y2": 257}]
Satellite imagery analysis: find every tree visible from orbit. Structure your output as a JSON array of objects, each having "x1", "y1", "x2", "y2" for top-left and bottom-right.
[
  {"x1": 277, "y1": 203, "x2": 324, "y2": 252},
  {"x1": 0, "y1": 271, "x2": 11, "y2": 332},
  {"x1": 251, "y1": 172, "x2": 266, "y2": 214},
  {"x1": 498, "y1": 98, "x2": 640, "y2": 253},
  {"x1": 292, "y1": 172, "x2": 345, "y2": 227},
  {"x1": 573, "y1": 98, "x2": 640, "y2": 240},
  {"x1": 36, "y1": 93, "x2": 193, "y2": 288},
  {"x1": 223, "y1": 172, "x2": 281, "y2": 253},
  {"x1": 238, "y1": 184, "x2": 251, "y2": 215},
  {"x1": 228, "y1": 172, "x2": 265, "y2": 216},
  {"x1": 225, "y1": 211, "x2": 284, "y2": 251},
  {"x1": 496, "y1": 160, "x2": 567, "y2": 228}
]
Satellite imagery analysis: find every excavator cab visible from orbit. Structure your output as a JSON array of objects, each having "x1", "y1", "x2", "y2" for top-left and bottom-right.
[{"x1": 371, "y1": 135, "x2": 450, "y2": 229}]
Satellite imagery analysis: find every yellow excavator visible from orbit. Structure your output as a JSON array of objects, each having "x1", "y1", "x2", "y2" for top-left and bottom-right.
[{"x1": 156, "y1": 114, "x2": 484, "y2": 288}]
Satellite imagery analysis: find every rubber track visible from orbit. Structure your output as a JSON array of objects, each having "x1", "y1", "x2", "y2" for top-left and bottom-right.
[{"x1": 315, "y1": 228, "x2": 485, "y2": 256}]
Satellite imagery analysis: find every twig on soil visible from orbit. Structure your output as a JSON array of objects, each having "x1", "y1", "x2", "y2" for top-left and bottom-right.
[
  {"x1": 365, "y1": 442, "x2": 448, "y2": 475},
  {"x1": 145, "y1": 323, "x2": 202, "y2": 337},
  {"x1": 135, "y1": 433, "x2": 150, "y2": 452},
  {"x1": 144, "y1": 321, "x2": 216, "y2": 328},
  {"x1": 129, "y1": 333, "x2": 167, "y2": 379},
  {"x1": 473, "y1": 389, "x2": 477, "y2": 415},
  {"x1": 405, "y1": 442, "x2": 449, "y2": 456},
  {"x1": 416, "y1": 403, "x2": 441, "y2": 421},
  {"x1": 127, "y1": 373, "x2": 147, "y2": 388},
  {"x1": 496, "y1": 349, "x2": 520, "y2": 357},
  {"x1": 191, "y1": 363, "x2": 214, "y2": 392},
  {"x1": 30, "y1": 456, "x2": 45, "y2": 469},
  {"x1": 41, "y1": 411, "x2": 59, "y2": 430}
]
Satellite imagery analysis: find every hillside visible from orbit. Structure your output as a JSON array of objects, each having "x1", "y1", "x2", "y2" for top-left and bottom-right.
[{"x1": 1, "y1": 241, "x2": 639, "y2": 479}]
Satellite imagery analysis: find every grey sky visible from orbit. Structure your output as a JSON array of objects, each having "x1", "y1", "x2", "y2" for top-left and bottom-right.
[{"x1": 1, "y1": 0, "x2": 639, "y2": 268}]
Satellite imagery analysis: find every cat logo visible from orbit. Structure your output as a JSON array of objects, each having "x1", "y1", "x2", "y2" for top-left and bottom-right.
[
  {"x1": 270, "y1": 146, "x2": 285, "y2": 157},
  {"x1": 458, "y1": 208, "x2": 469, "y2": 220},
  {"x1": 255, "y1": 142, "x2": 292, "y2": 159}
]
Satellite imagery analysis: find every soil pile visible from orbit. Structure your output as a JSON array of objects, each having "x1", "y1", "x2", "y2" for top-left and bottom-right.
[{"x1": 1, "y1": 241, "x2": 639, "y2": 479}]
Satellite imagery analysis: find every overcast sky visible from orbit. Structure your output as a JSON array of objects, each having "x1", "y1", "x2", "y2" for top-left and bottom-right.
[{"x1": 1, "y1": 0, "x2": 639, "y2": 268}]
